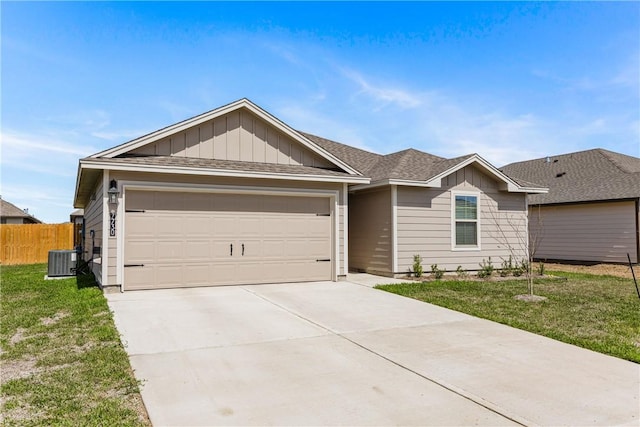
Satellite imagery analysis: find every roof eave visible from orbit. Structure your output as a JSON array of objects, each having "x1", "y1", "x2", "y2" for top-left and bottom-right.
[{"x1": 79, "y1": 159, "x2": 370, "y2": 186}]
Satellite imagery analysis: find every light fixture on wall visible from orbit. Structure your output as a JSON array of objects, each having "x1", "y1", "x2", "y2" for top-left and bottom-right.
[{"x1": 108, "y1": 180, "x2": 119, "y2": 206}]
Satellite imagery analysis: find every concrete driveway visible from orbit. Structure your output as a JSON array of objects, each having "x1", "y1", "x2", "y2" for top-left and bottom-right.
[{"x1": 107, "y1": 277, "x2": 639, "y2": 426}]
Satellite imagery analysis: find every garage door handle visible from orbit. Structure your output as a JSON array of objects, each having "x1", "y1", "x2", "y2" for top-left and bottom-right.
[
  {"x1": 124, "y1": 264, "x2": 145, "y2": 267},
  {"x1": 230, "y1": 244, "x2": 233, "y2": 256},
  {"x1": 242, "y1": 243, "x2": 245, "y2": 256},
  {"x1": 316, "y1": 259, "x2": 330, "y2": 262}
]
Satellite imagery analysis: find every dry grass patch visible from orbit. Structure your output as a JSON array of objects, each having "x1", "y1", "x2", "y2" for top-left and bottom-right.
[{"x1": 0, "y1": 264, "x2": 150, "y2": 426}]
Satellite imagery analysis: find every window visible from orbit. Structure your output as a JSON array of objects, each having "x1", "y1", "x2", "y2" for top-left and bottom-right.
[{"x1": 453, "y1": 193, "x2": 479, "y2": 249}]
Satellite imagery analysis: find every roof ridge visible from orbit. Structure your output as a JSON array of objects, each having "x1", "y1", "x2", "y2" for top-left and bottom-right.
[
  {"x1": 596, "y1": 148, "x2": 640, "y2": 174},
  {"x1": 297, "y1": 131, "x2": 382, "y2": 159}
]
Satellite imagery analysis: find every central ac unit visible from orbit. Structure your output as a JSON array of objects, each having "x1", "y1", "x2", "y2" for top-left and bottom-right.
[{"x1": 48, "y1": 250, "x2": 77, "y2": 277}]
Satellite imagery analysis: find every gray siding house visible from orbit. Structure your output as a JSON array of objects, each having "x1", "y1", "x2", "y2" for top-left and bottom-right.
[
  {"x1": 73, "y1": 99, "x2": 546, "y2": 291},
  {"x1": 501, "y1": 149, "x2": 640, "y2": 264}
]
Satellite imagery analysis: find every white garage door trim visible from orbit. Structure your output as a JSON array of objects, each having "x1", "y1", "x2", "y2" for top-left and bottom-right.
[{"x1": 116, "y1": 181, "x2": 339, "y2": 290}]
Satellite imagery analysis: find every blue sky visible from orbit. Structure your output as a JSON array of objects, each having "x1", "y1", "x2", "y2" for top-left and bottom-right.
[{"x1": 2, "y1": 2, "x2": 639, "y2": 223}]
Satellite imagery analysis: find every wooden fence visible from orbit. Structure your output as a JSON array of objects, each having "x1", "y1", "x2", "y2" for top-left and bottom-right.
[{"x1": 0, "y1": 223, "x2": 74, "y2": 265}]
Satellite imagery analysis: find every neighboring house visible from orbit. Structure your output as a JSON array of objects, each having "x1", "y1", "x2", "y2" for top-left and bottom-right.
[
  {"x1": 73, "y1": 98, "x2": 546, "y2": 291},
  {"x1": 0, "y1": 198, "x2": 42, "y2": 224},
  {"x1": 501, "y1": 149, "x2": 640, "y2": 264}
]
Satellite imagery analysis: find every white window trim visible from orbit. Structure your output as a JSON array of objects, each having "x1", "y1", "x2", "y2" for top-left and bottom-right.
[{"x1": 451, "y1": 190, "x2": 481, "y2": 251}]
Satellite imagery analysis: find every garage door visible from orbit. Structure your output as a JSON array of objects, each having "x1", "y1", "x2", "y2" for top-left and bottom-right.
[{"x1": 123, "y1": 190, "x2": 332, "y2": 290}]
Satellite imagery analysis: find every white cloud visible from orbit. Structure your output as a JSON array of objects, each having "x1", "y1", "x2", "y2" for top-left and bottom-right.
[
  {"x1": 341, "y1": 68, "x2": 422, "y2": 110},
  {"x1": 1, "y1": 130, "x2": 96, "y2": 157}
]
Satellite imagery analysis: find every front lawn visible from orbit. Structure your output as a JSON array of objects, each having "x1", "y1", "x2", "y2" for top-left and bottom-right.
[
  {"x1": 377, "y1": 271, "x2": 640, "y2": 363},
  {"x1": 0, "y1": 264, "x2": 149, "y2": 426}
]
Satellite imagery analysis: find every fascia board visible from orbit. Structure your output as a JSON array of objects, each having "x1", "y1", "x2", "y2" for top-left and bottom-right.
[
  {"x1": 350, "y1": 179, "x2": 441, "y2": 192},
  {"x1": 79, "y1": 159, "x2": 370, "y2": 185}
]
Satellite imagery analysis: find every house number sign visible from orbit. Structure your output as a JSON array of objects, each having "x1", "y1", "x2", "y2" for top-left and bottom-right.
[{"x1": 109, "y1": 212, "x2": 116, "y2": 237}]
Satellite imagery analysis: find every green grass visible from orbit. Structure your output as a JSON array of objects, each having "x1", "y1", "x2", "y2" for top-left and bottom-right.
[
  {"x1": 1, "y1": 264, "x2": 149, "y2": 426},
  {"x1": 377, "y1": 271, "x2": 640, "y2": 363}
]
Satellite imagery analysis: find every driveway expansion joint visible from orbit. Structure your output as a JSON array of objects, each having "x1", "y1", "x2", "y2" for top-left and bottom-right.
[{"x1": 241, "y1": 285, "x2": 531, "y2": 427}]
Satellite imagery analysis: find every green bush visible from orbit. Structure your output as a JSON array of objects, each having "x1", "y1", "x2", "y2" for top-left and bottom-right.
[
  {"x1": 478, "y1": 257, "x2": 494, "y2": 278},
  {"x1": 430, "y1": 264, "x2": 445, "y2": 280},
  {"x1": 412, "y1": 254, "x2": 423, "y2": 278}
]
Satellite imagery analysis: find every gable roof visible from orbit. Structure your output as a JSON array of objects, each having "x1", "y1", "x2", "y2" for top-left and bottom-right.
[
  {"x1": 0, "y1": 198, "x2": 42, "y2": 223},
  {"x1": 500, "y1": 148, "x2": 640, "y2": 205},
  {"x1": 93, "y1": 98, "x2": 361, "y2": 176},
  {"x1": 74, "y1": 98, "x2": 547, "y2": 207}
]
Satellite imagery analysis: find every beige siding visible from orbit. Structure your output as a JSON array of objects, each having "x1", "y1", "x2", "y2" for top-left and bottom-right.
[
  {"x1": 108, "y1": 170, "x2": 346, "y2": 286},
  {"x1": 129, "y1": 108, "x2": 333, "y2": 168},
  {"x1": 530, "y1": 200, "x2": 638, "y2": 263},
  {"x1": 396, "y1": 165, "x2": 528, "y2": 273},
  {"x1": 348, "y1": 187, "x2": 392, "y2": 275},
  {"x1": 83, "y1": 177, "x2": 104, "y2": 283}
]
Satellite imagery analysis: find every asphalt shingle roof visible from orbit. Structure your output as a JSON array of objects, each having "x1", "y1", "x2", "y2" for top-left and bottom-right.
[
  {"x1": 87, "y1": 156, "x2": 355, "y2": 178},
  {"x1": 301, "y1": 131, "x2": 484, "y2": 183},
  {"x1": 0, "y1": 198, "x2": 42, "y2": 223},
  {"x1": 500, "y1": 148, "x2": 640, "y2": 205}
]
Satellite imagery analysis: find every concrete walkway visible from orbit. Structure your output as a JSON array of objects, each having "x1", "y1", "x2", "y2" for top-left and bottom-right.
[{"x1": 107, "y1": 280, "x2": 639, "y2": 426}]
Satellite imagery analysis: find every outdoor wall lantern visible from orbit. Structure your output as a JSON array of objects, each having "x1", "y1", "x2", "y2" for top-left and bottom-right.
[
  {"x1": 108, "y1": 180, "x2": 119, "y2": 206},
  {"x1": 107, "y1": 180, "x2": 119, "y2": 236}
]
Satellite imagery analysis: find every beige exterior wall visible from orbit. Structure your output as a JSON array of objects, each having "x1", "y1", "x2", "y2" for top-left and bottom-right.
[
  {"x1": 83, "y1": 176, "x2": 104, "y2": 283},
  {"x1": 129, "y1": 108, "x2": 333, "y2": 168},
  {"x1": 108, "y1": 170, "x2": 347, "y2": 287},
  {"x1": 530, "y1": 200, "x2": 639, "y2": 264},
  {"x1": 348, "y1": 187, "x2": 393, "y2": 275},
  {"x1": 1, "y1": 218, "x2": 27, "y2": 225},
  {"x1": 396, "y1": 165, "x2": 528, "y2": 274}
]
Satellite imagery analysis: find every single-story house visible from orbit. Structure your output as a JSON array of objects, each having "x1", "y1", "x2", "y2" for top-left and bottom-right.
[
  {"x1": 73, "y1": 98, "x2": 546, "y2": 291},
  {"x1": 501, "y1": 149, "x2": 640, "y2": 264},
  {"x1": 0, "y1": 198, "x2": 42, "y2": 224}
]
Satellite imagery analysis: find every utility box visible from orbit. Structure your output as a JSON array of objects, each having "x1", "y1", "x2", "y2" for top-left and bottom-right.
[{"x1": 47, "y1": 250, "x2": 77, "y2": 277}]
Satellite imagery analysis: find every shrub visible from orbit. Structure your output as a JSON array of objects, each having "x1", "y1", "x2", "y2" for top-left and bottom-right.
[
  {"x1": 412, "y1": 254, "x2": 423, "y2": 278},
  {"x1": 500, "y1": 256, "x2": 514, "y2": 277},
  {"x1": 536, "y1": 261, "x2": 545, "y2": 276},
  {"x1": 456, "y1": 265, "x2": 468, "y2": 279},
  {"x1": 430, "y1": 264, "x2": 445, "y2": 280},
  {"x1": 478, "y1": 257, "x2": 494, "y2": 278}
]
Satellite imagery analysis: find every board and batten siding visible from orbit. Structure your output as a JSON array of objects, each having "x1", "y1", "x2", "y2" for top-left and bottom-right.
[
  {"x1": 530, "y1": 200, "x2": 639, "y2": 263},
  {"x1": 396, "y1": 165, "x2": 528, "y2": 274},
  {"x1": 129, "y1": 108, "x2": 333, "y2": 169},
  {"x1": 82, "y1": 177, "x2": 104, "y2": 283},
  {"x1": 348, "y1": 187, "x2": 393, "y2": 275},
  {"x1": 107, "y1": 170, "x2": 347, "y2": 287}
]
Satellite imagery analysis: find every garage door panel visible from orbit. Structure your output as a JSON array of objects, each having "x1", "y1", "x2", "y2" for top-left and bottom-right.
[
  {"x1": 124, "y1": 266, "x2": 154, "y2": 290},
  {"x1": 156, "y1": 217, "x2": 183, "y2": 236},
  {"x1": 183, "y1": 264, "x2": 211, "y2": 285},
  {"x1": 126, "y1": 241, "x2": 156, "y2": 262},
  {"x1": 126, "y1": 214, "x2": 155, "y2": 237},
  {"x1": 156, "y1": 265, "x2": 184, "y2": 285},
  {"x1": 185, "y1": 241, "x2": 212, "y2": 259},
  {"x1": 307, "y1": 218, "x2": 331, "y2": 235},
  {"x1": 183, "y1": 216, "x2": 211, "y2": 236},
  {"x1": 124, "y1": 191, "x2": 332, "y2": 290},
  {"x1": 238, "y1": 218, "x2": 263, "y2": 235},
  {"x1": 286, "y1": 239, "x2": 329, "y2": 257},
  {"x1": 211, "y1": 216, "x2": 237, "y2": 236},
  {"x1": 156, "y1": 241, "x2": 184, "y2": 262}
]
